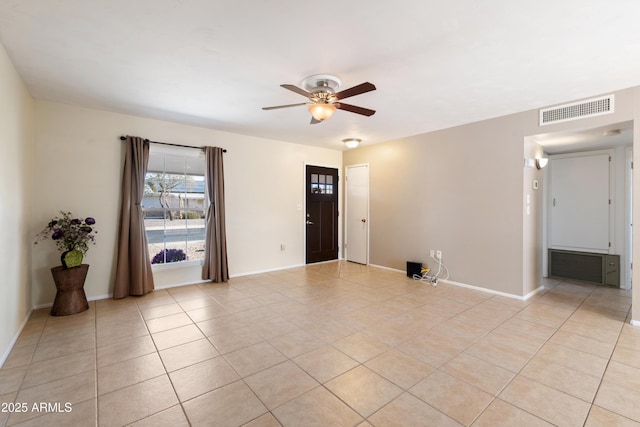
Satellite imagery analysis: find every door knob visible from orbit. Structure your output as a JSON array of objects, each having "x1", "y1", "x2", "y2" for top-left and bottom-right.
[{"x1": 306, "y1": 220, "x2": 314, "y2": 225}]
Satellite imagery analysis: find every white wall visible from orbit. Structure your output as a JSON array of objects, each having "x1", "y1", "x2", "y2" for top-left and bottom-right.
[
  {"x1": 31, "y1": 101, "x2": 341, "y2": 306},
  {"x1": 0, "y1": 42, "x2": 34, "y2": 365}
]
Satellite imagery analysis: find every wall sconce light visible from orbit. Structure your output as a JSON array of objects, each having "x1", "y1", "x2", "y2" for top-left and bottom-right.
[
  {"x1": 525, "y1": 157, "x2": 549, "y2": 169},
  {"x1": 343, "y1": 138, "x2": 361, "y2": 149}
]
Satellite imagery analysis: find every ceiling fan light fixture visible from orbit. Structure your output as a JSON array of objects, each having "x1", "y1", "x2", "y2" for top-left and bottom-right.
[
  {"x1": 343, "y1": 138, "x2": 361, "y2": 149},
  {"x1": 308, "y1": 103, "x2": 336, "y2": 121}
]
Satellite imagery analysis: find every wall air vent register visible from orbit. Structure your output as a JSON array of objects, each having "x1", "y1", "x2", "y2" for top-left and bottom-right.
[{"x1": 539, "y1": 94, "x2": 614, "y2": 126}]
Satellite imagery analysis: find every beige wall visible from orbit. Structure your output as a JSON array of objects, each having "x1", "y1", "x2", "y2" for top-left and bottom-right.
[
  {"x1": 31, "y1": 101, "x2": 342, "y2": 306},
  {"x1": 344, "y1": 87, "x2": 637, "y2": 302},
  {"x1": 0, "y1": 42, "x2": 34, "y2": 364}
]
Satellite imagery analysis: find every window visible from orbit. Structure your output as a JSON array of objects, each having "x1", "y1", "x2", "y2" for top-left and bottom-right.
[
  {"x1": 310, "y1": 173, "x2": 334, "y2": 194},
  {"x1": 143, "y1": 146, "x2": 206, "y2": 265}
]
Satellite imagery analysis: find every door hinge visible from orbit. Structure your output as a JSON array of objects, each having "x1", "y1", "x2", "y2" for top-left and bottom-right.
[
  {"x1": 609, "y1": 156, "x2": 612, "y2": 162},
  {"x1": 609, "y1": 199, "x2": 612, "y2": 205},
  {"x1": 609, "y1": 242, "x2": 612, "y2": 248}
]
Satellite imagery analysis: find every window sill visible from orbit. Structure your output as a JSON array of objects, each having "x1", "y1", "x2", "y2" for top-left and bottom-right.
[{"x1": 151, "y1": 259, "x2": 204, "y2": 271}]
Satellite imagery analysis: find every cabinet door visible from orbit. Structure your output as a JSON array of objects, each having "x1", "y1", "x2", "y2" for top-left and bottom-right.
[{"x1": 550, "y1": 153, "x2": 610, "y2": 252}]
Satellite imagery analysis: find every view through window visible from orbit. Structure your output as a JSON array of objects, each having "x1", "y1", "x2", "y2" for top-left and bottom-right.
[{"x1": 143, "y1": 146, "x2": 206, "y2": 264}]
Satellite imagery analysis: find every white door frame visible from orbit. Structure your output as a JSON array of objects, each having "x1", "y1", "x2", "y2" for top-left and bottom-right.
[{"x1": 345, "y1": 164, "x2": 370, "y2": 264}]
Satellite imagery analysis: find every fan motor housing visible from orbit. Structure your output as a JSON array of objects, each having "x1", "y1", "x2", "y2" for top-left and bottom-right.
[{"x1": 301, "y1": 74, "x2": 341, "y2": 92}]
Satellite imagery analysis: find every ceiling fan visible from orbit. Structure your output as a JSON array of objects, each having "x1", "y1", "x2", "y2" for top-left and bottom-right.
[{"x1": 262, "y1": 74, "x2": 376, "y2": 124}]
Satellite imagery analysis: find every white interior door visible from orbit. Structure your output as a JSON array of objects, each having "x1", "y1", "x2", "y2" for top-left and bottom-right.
[
  {"x1": 550, "y1": 153, "x2": 610, "y2": 252},
  {"x1": 346, "y1": 164, "x2": 369, "y2": 264}
]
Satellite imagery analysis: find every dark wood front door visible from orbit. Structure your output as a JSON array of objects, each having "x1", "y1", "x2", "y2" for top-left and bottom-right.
[{"x1": 306, "y1": 165, "x2": 338, "y2": 264}]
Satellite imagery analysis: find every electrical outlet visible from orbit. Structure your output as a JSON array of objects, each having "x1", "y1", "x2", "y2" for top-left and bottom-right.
[
  {"x1": 436, "y1": 250, "x2": 442, "y2": 260},
  {"x1": 430, "y1": 249, "x2": 435, "y2": 258},
  {"x1": 280, "y1": 244, "x2": 286, "y2": 251}
]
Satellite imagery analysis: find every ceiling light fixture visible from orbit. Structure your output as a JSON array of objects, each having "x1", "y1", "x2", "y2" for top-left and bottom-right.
[
  {"x1": 308, "y1": 103, "x2": 336, "y2": 121},
  {"x1": 343, "y1": 138, "x2": 361, "y2": 149}
]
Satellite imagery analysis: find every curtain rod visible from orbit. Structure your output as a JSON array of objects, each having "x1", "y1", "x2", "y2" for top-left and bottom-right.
[{"x1": 119, "y1": 136, "x2": 226, "y2": 153}]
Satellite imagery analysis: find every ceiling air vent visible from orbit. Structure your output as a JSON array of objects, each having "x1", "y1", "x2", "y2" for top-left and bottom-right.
[{"x1": 539, "y1": 94, "x2": 614, "y2": 126}]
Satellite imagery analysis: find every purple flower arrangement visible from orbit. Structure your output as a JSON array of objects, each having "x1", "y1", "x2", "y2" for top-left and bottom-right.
[{"x1": 35, "y1": 211, "x2": 97, "y2": 254}]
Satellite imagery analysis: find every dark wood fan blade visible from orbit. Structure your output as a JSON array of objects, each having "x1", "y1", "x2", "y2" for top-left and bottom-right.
[
  {"x1": 336, "y1": 102, "x2": 376, "y2": 116},
  {"x1": 281, "y1": 84, "x2": 313, "y2": 98},
  {"x1": 310, "y1": 117, "x2": 321, "y2": 125},
  {"x1": 334, "y1": 82, "x2": 376, "y2": 100},
  {"x1": 262, "y1": 103, "x2": 307, "y2": 110}
]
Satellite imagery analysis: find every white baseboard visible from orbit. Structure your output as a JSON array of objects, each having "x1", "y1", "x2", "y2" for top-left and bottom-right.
[
  {"x1": 231, "y1": 263, "x2": 305, "y2": 278},
  {"x1": 0, "y1": 308, "x2": 33, "y2": 368},
  {"x1": 441, "y1": 279, "x2": 544, "y2": 301},
  {"x1": 369, "y1": 264, "x2": 543, "y2": 301},
  {"x1": 631, "y1": 319, "x2": 640, "y2": 327}
]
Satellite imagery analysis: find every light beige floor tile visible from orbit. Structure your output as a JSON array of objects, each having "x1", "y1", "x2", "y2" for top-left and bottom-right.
[
  {"x1": 128, "y1": 404, "x2": 190, "y2": 426},
  {"x1": 96, "y1": 321, "x2": 149, "y2": 348},
  {"x1": 595, "y1": 380, "x2": 640, "y2": 423},
  {"x1": 365, "y1": 348, "x2": 434, "y2": 389},
  {"x1": 181, "y1": 380, "x2": 267, "y2": 427},
  {"x1": 611, "y1": 345, "x2": 640, "y2": 370},
  {"x1": 243, "y1": 412, "x2": 282, "y2": 427},
  {"x1": 520, "y1": 357, "x2": 601, "y2": 402},
  {"x1": 331, "y1": 332, "x2": 391, "y2": 363},
  {"x1": 159, "y1": 338, "x2": 219, "y2": 372},
  {"x1": 482, "y1": 326, "x2": 546, "y2": 355},
  {"x1": 603, "y1": 361, "x2": 640, "y2": 392},
  {"x1": 151, "y1": 324, "x2": 204, "y2": 351},
  {"x1": 98, "y1": 352, "x2": 166, "y2": 395},
  {"x1": 514, "y1": 303, "x2": 574, "y2": 328},
  {"x1": 396, "y1": 332, "x2": 465, "y2": 368},
  {"x1": 22, "y1": 348, "x2": 95, "y2": 389},
  {"x1": 472, "y1": 398, "x2": 554, "y2": 427},
  {"x1": 441, "y1": 352, "x2": 515, "y2": 395},
  {"x1": 500, "y1": 317, "x2": 557, "y2": 340},
  {"x1": 145, "y1": 312, "x2": 193, "y2": 333},
  {"x1": 292, "y1": 345, "x2": 359, "y2": 383},
  {"x1": 464, "y1": 338, "x2": 532, "y2": 373},
  {"x1": 170, "y1": 356, "x2": 239, "y2": 402},
  {"x1": 560, "y1": 319, "x2": 622, "y2": 345},
  {"x1": 0, "y1": 392, "x2": 17, "y2": 427},
  {"x1": 272, "y1": 386, "x2": 363, "y2": 426},
  {"x1": 9, "y1": 371, "x2": 96, "y2": 425},
  {"x1": 1, "y1": 343, "x2": 36, "y2": 369},
  {"x1": 3, "y1": 266, "x2": 636, "y2": 427},
  {"x1": 98, "y1": 374, "x2": 178, "y2": 426},
  {"x1": 410, "y1": 370, "x2": 493, "y2": 426},
  {"x1": 585, "y1": 405, "x2": 640, "y2": 427},
  {"x1": 268, "y1": 330, "x2": 325, "y2": 359},
  {"x1": 208, "y1": 326, "x2": 265, "y2": 354},
  {"x1": 244, "y1": 361, "x2": 318, "y2": 410},
  {"x1": 549, "y1": 330, "x2": 616, "y2": 359},
  {"x1": 224, "y1": 342, "x2": 287, "y2": 378},
  {"x1": 500, "y1": 375, "x2": 591, "y2": 426},
  {"x1": 9, "y1": 398, "x2": 96, "y2": 427},
  {"x1": 139, "y1": 302, "x2": 183, "y2": 320},
  {"x1": 325, "y1": 365, "x2": 402, "y2": 418},
  {"x1": 585, "y1": 405, "x2": 640, "y2": 426},
  {"x1": 186, "y1": 304, "x2": 230, "y2": 323},
  {"x1": 96, "y1": 335, "x2": 156, "y2": 368},
  {"x1": 536, "y1": 342, "x2": 609, "y2": 377},
  {"x1": 369, "y1": 392, "x2": 463, "y2": 427},
  {"x1": 0, "y1": 365, "x2": 27, "y2": 395},
  {"x1": 31, "y1": 331, "x2": 96, "y2": 363},
  {"x1": 618, "y1": 324, "x2": 640, "y2": 352}
]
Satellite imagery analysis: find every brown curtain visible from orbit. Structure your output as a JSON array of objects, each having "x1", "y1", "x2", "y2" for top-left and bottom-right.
[
  {"x1": 113, "y1": 136, "x2": 155, "y2": 298},
  {"x1": 202, "y1": 146, "x2": 229, "y2": 282}
]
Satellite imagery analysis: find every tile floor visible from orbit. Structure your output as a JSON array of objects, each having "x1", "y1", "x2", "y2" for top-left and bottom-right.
[{"x1": 1, "y1": 261, "x2": 638, "y2": 426}]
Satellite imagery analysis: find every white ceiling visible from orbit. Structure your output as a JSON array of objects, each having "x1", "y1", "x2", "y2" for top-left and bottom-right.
[{"x1": 2, "y1": 1, "x2": 640, "y2": 150}]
